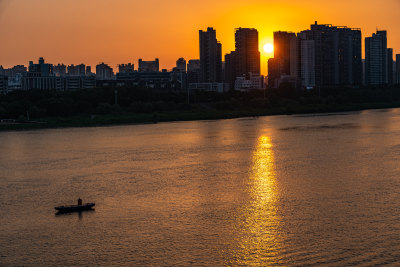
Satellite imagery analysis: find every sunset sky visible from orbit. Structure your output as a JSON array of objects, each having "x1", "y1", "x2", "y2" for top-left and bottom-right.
[{"x1": 0, "y1": 0, "x2": 399, "y2": 75}]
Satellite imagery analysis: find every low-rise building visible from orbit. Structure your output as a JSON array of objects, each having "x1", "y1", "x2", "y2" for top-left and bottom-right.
[
  {"x1": 23, "y1": 58, "x2": 56, "y2": 90},
  {"x1": 0, "y1": 76, "x2": 9, "y2": 94},
  {"x1": 96, "y1": 63, "x2": 114, "y2": 80},
  {"x1": 187, "y1": 59, "x2": 201, "y2": 83},
  {"x1": 116, "y1": 70, "x2": 184, "y2": 89},
  {"x1": 234, "y1": 73, "x2": 265, "y2": 91},
  {"x1": 68, "y1": 64, "x2": 86, "y2": 76},
  {"x1": 54, "y1": 64, "x2": 67, "y2": 77},
  {"x1": 119, "y1": 63, "x2": 135, "y2": 73},
  {"x1": 138, "y1": 58, "x2": 159, "y2": 72},
  {"x1": 188, "y1": 83, "x2": 228, "y2": 93},
  {"x1": 176, "y1": 58, "x2": 186, "y2": 72},
  {"x1": 8, "y1": 73, "x2": 23, "y2": 91}
]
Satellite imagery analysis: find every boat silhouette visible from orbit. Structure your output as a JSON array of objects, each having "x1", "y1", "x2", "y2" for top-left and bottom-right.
[{"x1": 54, "y1": 202, "x2": 95, "y2": 213}]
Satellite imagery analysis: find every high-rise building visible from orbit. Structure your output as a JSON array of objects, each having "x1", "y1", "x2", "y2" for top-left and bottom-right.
[
  {"x1": 285, "y1": 22, "x2": 361, "y2": 88},
  {"x1": 138, "y1": 58, "x2": 159, "y2": 72},
  {"x1": 387, "y1": 48, "x2": 394, "y2": 85},
  {"x1": 224, "y1": 52, "x2": 237, "y2": 88},
  {"x1": 176, "y1": 58, "x2": 186, "y2": 72},
  {"x1": 396, "y1": 54, "x2": 400, "y2": 84},
  {"x1": 365, "y1": 30, "x2": 388, "y2": 85},
  {"x1": 290, "y1": 32, "x2": 316, "y2": 88},
  {"x1": 274, "y1": 31, "x2": 296, "y2": 76},
  {"x1": 199, "y1": 27, "x2": 222, "y2": 83},
  {"x1": 234, "y1": 28, "x2": 260, "y2": 77},
  {"x1": 224, "y1": 28, "x2": 260, "y2": 89},
  {"x1": 268, "y1": 31, "x2": 296, "y2": 87},
  {"x1": 301, "y1": 22, "x2": 362, "y2": 87}
]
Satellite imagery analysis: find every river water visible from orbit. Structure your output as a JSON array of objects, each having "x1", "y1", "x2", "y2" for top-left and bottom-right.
[{"x1": 1, "y1": 109, "x2": 400, "y2": 266}]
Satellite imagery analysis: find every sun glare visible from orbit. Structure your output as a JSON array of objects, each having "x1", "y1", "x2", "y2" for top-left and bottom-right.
[{"x1": 263, "y1": 43, "x2": 274, "y2": 54}]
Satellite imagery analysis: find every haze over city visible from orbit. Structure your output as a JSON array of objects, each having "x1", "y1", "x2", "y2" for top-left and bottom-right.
[{"x1": 1, "y1": 0, "x2": 400, "y2": 75}]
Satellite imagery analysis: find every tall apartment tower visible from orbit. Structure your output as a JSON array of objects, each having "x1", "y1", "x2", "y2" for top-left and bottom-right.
[
  {"x1": 301, "y1": 22, "x2": 362, "y2": 87},
  {"x1": 274, "y1": 31, "x2": 296, "y2": 76},
  {"x1": 235, "y1": 28, "x2": 260, "y2": 76},
  {"x1": 290, "y1": 32, "x2": 316, "y2": 88},
  {"x1": 365, "y1": 31, "x2": 388, "y2": 85},
  {"x1": 199, "y1": 27, "x2": 222, "y2": 83},
  {"x1": 268, "y1": 31, "x2": 296, "y2": 86},
  {"x1": 224, "y1": 28, "x2": 260, "y2": 88},
  {"x1": 387, "y1": 48, "x2": 394, "y2": 85},
  {"x1": 224, "y1": 52, "x2": 238, "y2": 88},
  {"x1": 396, "y1": 54, "x2": 400, "y2": 84}
]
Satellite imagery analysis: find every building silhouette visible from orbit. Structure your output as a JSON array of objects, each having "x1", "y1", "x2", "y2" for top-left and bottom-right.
[
  {"x1": 86, "y1": 66, "x2": 92, "y2": 76},
  {"x1": 274, "y1": 31, "x2": 296, "y2": 76},
  {"x1": 224, "y1": 52, "x2": 237, "y2": 88},
  {"x1": 175, "y1": 58, "x2": 186, "y2": 72},
  {"x1": 67, "y1": 64, "x2": 86, "y2": 76},
  {"x1": 187, "y1": 59, "x2": 200, "y2": 83},
  {"x1": 24, "y1": 57, "x2": 55, "y2": 90},
  {"x1": 199, "y1": 27, "x2": 222, "y2": 83},
  {"x1": 268, "y1": 31, "x2": 296, "y2": 87},
  {"x1": 365, "y1": 30, "x2": 388, "y2": 85},
  {"x1": 278, "y1": 22, "x2": 362, "y2": 88},
  {"x1": 302, "y1": 22, "x2": 362, "y2": 87},
  {"x1": 396, "y1": 54, "x2": 400, "y2": 84},
  {"x1": 54, "y1": 64, "x2": 67, "y2": 77},
  {"x1": 0, "y1": 75, "x2": 8, "y2": 94},
  {"x1": 138, "y1": 58, "x2": 159, "y2": 72},
  {"x1": 387, "y1": 48, "x2": 394, "y2": 85},
  {"x1": 290, "y1": 32, "x2": 316, "y2": 88},
  {"x1": 235, "y1": 28, "x2": 260, "y2": 77},
  {"x1": 225, "y1": 28, "x2": 261, "y2": 89},
  {"x1": 0, "y1": 65, "x2": 27, "y2": 91},
  {"x1": 96, "y1": 63, "x2": 114, "y2": 80},
  {"x1": 118, "y1": 63, "x2": 135, "y2": 73},
  {"x1": 187, "y1": 59, "x2": 200, "y2": 72}
]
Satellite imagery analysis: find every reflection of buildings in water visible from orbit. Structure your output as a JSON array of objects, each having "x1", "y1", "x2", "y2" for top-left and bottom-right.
[{"x1": 231, "y1": 135, "x2": 281, "y2": 265}]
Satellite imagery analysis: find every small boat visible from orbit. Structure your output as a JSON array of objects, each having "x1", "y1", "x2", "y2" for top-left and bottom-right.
[{"x1": 55, "y1": 203, "x2": 95, "y2": 213}]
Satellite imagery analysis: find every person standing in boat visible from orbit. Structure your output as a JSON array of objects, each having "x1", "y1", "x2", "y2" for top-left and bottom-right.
[{"x1": 78, "y1": 198, "x2": 82, "y2": 206}]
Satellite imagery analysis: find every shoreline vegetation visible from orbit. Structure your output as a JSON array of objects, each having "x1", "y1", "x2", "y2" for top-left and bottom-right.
[{"x1": 1, "y1": 85, "x2": 400, "y2": 131}]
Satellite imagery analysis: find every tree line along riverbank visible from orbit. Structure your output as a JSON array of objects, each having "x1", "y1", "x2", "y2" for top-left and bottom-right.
[{"x1": 1, "y1": 84, "x2": 400, "y2": 131}]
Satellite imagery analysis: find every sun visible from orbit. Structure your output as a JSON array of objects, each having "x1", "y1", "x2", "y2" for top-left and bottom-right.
[{"x1": 263, "y1": 43, "x2": 274, "y2": 54}]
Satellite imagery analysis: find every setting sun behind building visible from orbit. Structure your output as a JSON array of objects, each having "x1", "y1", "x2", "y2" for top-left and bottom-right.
[{"x1": 263, "y1": 43, "x2": 274, "y2": 54}]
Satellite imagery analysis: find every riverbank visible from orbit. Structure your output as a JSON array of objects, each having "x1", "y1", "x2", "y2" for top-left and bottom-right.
[{"x1": 1, "y1": 101, "x2": 399, "y2": 132}]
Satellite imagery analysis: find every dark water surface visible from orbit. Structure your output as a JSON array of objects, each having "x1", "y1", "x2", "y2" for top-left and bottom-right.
[{"x1": 2, "y1": 109, "x2": 400, "y2": 266}]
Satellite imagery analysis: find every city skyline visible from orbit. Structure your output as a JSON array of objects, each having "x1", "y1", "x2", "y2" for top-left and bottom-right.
[{"x1": 0, "y1": 0, "x2": 400, "y2": 75}]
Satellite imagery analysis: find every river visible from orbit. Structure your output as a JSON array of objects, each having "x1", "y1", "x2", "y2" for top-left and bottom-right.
[{"x1": 1, "y1": 109, "x2": 400, "y2": 265}]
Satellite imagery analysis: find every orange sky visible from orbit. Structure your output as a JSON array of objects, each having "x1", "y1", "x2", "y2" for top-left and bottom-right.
[{"x1": 0, "y1": 0, "x2": 399, "y2": 75}]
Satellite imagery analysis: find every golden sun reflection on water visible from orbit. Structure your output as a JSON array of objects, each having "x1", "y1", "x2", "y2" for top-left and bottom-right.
[{"x1": 232, "y1": 135, "x2": 281, "y2": 265}]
